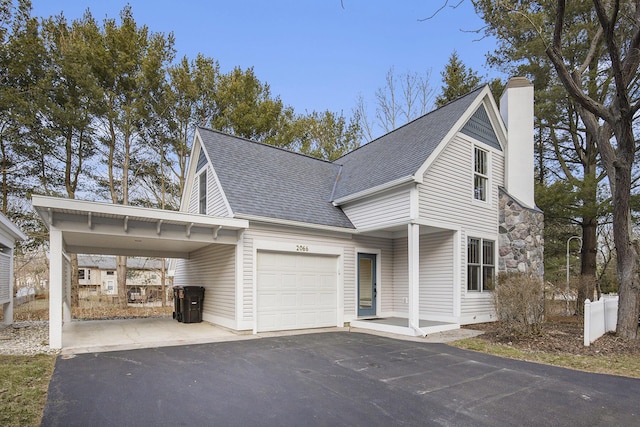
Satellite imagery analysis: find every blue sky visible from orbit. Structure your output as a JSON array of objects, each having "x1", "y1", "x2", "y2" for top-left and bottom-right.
[{"x1": 30, "y1": 1, "x2": 504, "y2": 118}]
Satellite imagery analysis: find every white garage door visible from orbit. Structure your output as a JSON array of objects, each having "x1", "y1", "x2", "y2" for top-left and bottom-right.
[{"x1": 257, "y1": 251, "x2": 338, "y2": 332}]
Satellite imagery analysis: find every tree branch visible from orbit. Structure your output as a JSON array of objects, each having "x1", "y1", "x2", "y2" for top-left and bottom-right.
[
  {"x1": 577, "y1": 27, "x2": 603, "y2": 76},
  {"x1": 546, "y1": 0, "x2": 613, "y2": 123}
]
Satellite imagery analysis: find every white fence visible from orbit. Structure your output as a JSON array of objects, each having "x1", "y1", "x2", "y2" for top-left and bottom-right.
[{"x1": 583, "y1": 296, "x2": 618, "y2": 346}]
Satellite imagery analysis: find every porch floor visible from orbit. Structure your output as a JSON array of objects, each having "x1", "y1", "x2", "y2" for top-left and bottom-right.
[{"x1": 350, "y1": 317, "x2": 459, "y2": 337}]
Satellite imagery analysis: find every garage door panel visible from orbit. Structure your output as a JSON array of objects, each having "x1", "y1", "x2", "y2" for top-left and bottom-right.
[
  {"x1": 280, "y1": 292, "x2": 298, "y2": 307},
  {"x1": 300, "y1": 292, "x2": 320, "y2": 306},
  {"x1": 282, "y1": 273, "x2": 297, "y2": 288},
  {"x1": 299, "y1": 273, "x2": 318, "y2": 287},
  {"x1": 318, "y1": 292, "x2": 335, "y2": 306},
  {"x1": 319, "y1": 275, "x2": 336, "y2": 289},
  {"x1": 258, "y1": 272, "x2": 279, "y2": 288},
  {"x1": 317, "y1": 309, "x2": 337, "y2": 324},
  {"x1": 257, "y1": 251, "x2": 338, "y2": 332},
  {"x1": 258, "y1": 293, "x2": 279, "y2": 307}
]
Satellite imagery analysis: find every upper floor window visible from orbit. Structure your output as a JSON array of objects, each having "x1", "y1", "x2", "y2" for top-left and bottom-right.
[
  {"x1": 78, "y1": 269, "x2": 90, "y2": 280},
  {"x1": 474, "y1": 147, "x2": 488, "y2": 201},
  {"x1": 467, "y1": 238, "x2": 494, "y2": 292},
  {"x1": 199, "y1": 171, "x2": 207, "y2": 214}
]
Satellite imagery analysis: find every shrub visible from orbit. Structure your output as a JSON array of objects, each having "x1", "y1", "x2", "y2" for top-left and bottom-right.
[{"x1": 493, "y1": 272, "x2": 545, "y2": 336}]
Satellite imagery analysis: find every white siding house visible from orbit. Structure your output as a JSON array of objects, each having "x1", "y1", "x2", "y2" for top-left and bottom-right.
[
  {"x1": 0, "y1": 213, "x2": 27, "y2": 325},
  {"x1": 167, "y1": 78, "x2": 544, "y2": 336}
]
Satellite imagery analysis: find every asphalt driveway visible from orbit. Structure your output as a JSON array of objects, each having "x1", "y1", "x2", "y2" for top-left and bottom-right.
[{"x1": 41, "y1": 331, "x2": 639, "y2": 426}]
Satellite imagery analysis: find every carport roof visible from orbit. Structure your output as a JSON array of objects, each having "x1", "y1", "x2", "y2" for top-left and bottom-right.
[{"x1": 32, "y1": 195, "x2": 248, "y2": 258}]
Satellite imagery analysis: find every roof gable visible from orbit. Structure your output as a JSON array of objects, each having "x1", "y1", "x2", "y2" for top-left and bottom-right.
[
  {"x1": 460, "y1": 104, "x2": 502, "y2": 151},
  {"x1": 196, "y1": 147, "x2": 208, "y2": 172},
  {"x1": 197, "y1": 128, "x2": 354, "y2": 229}
]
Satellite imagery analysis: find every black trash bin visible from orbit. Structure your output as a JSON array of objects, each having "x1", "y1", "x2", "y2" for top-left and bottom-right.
[{"x1": 173, "y1": 285, "x2": 205, "y2": 323}]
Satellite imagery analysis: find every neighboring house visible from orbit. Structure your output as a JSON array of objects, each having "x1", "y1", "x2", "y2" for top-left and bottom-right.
[
  {"x1": 173, "y1": 77, "x2": 544, "y2": 336},
  {"x1": 77, "y1": 255, "x2": 171, "y2": 302},
  {"x1": 0, "y1": 213, "x2": 27, "y2": 325}
]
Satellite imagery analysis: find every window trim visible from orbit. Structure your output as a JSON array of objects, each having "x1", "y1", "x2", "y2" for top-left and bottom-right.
[
  {"x1": 472, "y1": 146, "x2": 490, "y2": 203},
  {"x1": 78, "y1": 269, "x2": 90, "y2": 281},
  {"x1": 467, "y1": 237, "x2": 495, "y2": 292},
  {"x1": 198, "y1": 171, "x2": 207, "y2": 215}
]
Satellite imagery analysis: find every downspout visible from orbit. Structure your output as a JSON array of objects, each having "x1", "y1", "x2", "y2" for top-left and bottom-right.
[{"x1": 410, "y1": 322, "x2": 428, "y2": 337}]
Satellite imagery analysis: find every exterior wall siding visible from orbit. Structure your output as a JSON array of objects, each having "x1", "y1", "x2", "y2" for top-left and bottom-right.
[
  {"x1": 392, "y1": 237, "x2": 408, "y2": 315},
  {"x1": 187, "y1": 173, "x2": 199, "y2": 214},
  {"x1": 186, "y1": 165, "x2": 229, "y2": 217},
  {"x1": 174, "y1": 243, "x2": 236, "y2": 321},
  {"x1": 206, "y1": 166, "x2": 230, "y2": 217},
  {"x1": 342, "y1": 188, "x2": 411, "y2": 229},
  {"x1": 420, "y1": 231, "x2": 454, "y2": 317},
  {"x1": 419, "y1": 134, "x2": 503, "y2": 234},
  {"x1": 419, "y1": 133, "x2": 505, "y2": 324},
  {"x1": 0, "y1": 253, "x2": 10, "y2": 303}
]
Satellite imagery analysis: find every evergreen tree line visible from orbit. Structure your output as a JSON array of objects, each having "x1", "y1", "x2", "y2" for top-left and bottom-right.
[{"x1": 0, "y1": 1, "x2": 363, "y2": 250}]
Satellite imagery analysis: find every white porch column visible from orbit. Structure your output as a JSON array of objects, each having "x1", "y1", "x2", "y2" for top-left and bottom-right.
[
  {"x1": 49, "y1": 228, "x2": 64, "y2": 349},
  {"x1": 408, "y1": 223, "x2": 420, "y2": 330}
]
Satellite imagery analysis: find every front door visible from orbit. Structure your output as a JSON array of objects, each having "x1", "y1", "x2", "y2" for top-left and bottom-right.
[{"x1": 357, "y1": 253, "x2": 376, "y2": 317}]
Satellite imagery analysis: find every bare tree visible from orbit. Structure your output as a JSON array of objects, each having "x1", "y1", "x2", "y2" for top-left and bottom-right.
[{"x1": 355, "y1": 67, "x2": 435, "y2": 140}]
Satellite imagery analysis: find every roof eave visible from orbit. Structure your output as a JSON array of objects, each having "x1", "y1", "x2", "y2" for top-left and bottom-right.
[
  {"x1": 234, "y1": 213, "x2": 356, "y2": 234},
  {"x1": 0, "y1": 212, "x2": 27, "y2": 241},
  {"x1": 415, "y1": 85, "x2": 494, "y2": 179},
  {"x1": 31, "y1": 195, "x2": 249, "y2": 231},
  {"x1": 332, "y1": 175, "x2": 418, "y2": 206}
]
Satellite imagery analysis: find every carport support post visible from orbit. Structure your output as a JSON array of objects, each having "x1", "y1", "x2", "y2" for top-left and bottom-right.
[
  {"x1": 49, "y1": 228, "x2": 64, "y2": 349},
  {"x1": 408, "y1": 223, "x2": 420, "y2": 331}
]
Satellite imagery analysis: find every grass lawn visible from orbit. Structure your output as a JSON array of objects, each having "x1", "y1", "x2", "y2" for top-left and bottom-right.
[
  {"x1": 450, "y1": 337, "x2": 640, "y2": 378},
  {"x1": 0, "y1": 354, "x2": 56, "y2": 427}
]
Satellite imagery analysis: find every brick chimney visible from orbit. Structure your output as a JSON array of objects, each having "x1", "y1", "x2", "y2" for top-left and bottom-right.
[{"x1": 499, "y1": 77, "x2": 535, "y2": 208}]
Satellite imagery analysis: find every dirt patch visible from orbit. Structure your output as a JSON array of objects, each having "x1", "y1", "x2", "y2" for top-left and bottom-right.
[{"x1": 466, "y1": 316, "x2": 640, "y2": 356}]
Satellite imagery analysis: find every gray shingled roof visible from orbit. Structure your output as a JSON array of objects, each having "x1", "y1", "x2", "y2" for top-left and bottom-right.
[
  {"x1": 331, "y1": 87, "x2": 484, "y2": 199},
  {"x1": 198, "y1": 129, "x2": 355, "y2": 228},
  {"x1": 197, "y1": 86, "x2": 485, "y2": 228}
]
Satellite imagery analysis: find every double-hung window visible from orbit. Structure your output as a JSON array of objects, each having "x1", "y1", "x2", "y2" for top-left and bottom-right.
[
  {"x1": 467, "y1": 238, "x2": 495, "y2": 291},
  {"x1": 474, "y1": 147, "x2": 488, "y2": 201},
  {"x1": 198, "y1": 171, "x2": 207, "y2": 215}
]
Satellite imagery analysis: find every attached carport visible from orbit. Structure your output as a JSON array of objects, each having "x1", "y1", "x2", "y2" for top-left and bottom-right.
[{"x1": 32, "y1": 195, "x2": 248, "y2": 350}]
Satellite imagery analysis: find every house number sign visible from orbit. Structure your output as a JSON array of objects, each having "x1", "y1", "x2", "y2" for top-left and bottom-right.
[{"x1": 296, "y1": 245, "x2": 309, "y2": 252}]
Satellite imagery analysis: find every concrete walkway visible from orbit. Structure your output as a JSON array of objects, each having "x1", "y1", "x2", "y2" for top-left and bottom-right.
[
  {"x1": 60, "y1": 317, "x2": 484, "y2": 354},
  {"x1": 61, "y1": 318, "x2": 253, "y2": 354}
]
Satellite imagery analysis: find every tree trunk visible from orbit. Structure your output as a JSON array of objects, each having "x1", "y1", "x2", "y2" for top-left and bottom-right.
[
  {"x1": 161, "y1": 259, "x2": 166, "y2": 307},
  {"x1": 117, "y1": 255, "x2": 128, "y2": 309},
  {"x1": 576, "y1": 220, "x2": 597, "y2": 315},
  {"x1": 70, "y1": 253, "x2": 79, "y2": 309},
  {"x1": 610, "y1": 128, "x2": 639, "y2": 339}
]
